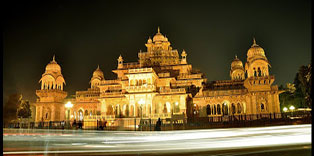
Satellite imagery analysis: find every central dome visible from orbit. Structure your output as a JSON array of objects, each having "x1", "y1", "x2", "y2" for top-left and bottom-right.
[{"x1": 153, "y1": 27, "x2": 166, "y2": 42}]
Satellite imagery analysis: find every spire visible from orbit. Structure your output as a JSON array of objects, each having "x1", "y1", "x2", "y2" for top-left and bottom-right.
[
  {"x1": 52, "y1": 55, "x2": 56, "y2": 62},
  {"x1": 253, "y1": 37, "x2": 257, "y2": 45},
  {"x1": 235, "y1": 55, "x2": 238, "y2": 59},
  {"x1": 157, "y1": 26, "x2": 160, "y2": 33},
  {"x1": 97, "y1": 64, "x2": 100, "y2": 70}
]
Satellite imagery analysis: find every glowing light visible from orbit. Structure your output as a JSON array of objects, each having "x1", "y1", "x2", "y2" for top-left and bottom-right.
[
  {"x1": 65, "y1": 101, "x2": 73, "y2": 108},
  {"x1": 289, "y1": 105, "x2": 295, "y2": 111},
  {"x1": 283, "y1": 107, "x2": 288, "y2": 112}
]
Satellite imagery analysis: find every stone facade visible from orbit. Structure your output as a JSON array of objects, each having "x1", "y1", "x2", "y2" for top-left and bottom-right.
[{"x1": 34, "y1": 28, "x2": 281, "y2": 122}]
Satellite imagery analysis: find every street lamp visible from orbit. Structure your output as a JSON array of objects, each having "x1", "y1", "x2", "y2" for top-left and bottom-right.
[
  {"x1": 283, "y1": 107, "x2": 288, "y2": 112},
  {"x1": 65, "y1": 101, "x2": 73, "y2": 128}
]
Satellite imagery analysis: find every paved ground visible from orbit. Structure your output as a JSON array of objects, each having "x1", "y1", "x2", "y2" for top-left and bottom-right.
[{"x1": 3, "y1": 124, "x2": 311, "y2": 155}]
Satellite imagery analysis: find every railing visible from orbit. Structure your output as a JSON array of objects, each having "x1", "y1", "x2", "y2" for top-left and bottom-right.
[
  {"x1": 5, "y1": 112, "x2": 311, "y2": 131},
  {"x1": 128, "y1": 68, "x2": 153, "y2": 73},
  {"x1": 101, "y1": 80, "x2": 121, "y2": 85},
  {"x1": 159, "y1": 88, "x2": 186, "y2": 94},
  {"x1": 102, "y1": 92, "x2": 123, "y2": 97},
  {"x1": 125, "y1": 85, "x2": 156, "y2": 92},
  {"x1": 177, "y1": 74, "x2": 202, "y2": 79}
]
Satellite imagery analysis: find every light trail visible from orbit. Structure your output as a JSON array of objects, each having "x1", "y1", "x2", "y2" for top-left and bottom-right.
[{"x1": 3, "y1": 124, "x2": 311, "y2": 155}]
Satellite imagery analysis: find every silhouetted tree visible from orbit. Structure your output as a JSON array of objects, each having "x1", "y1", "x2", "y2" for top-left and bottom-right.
[{"x1": 3, "y1": 94, "x2": 21, "y2": 127}]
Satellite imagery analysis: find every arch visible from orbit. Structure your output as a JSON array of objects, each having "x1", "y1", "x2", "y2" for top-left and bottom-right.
[
  {"x1": 257, "y1": 67, "x2": 261, "y2": 76},
  {"x1": 206, "y1": 104, "x2": 211, "y2": 115},
  {"x1": 174, "y1": 102, "x2": 180, "y2": 113},
  {"x1": 115, "y1": 105, "x2": 120, "y2": 116},
  {"x1": 130, "y1": 105, "x2": 134, "y2": 117},
  {"x1": 231, "y1": 103, "x2": 236, "y2": 115},
  {"x1": 222, "y1": 101, "x2": 229, "y2": 116},
  {"x1": 166, "y1": 102, "x2": 171, "y2": 113},
  {"x1": 84, "y1": 110, "x2": 89, "y2": 116},
  {"x1": 78, "y1": 109, "x2": 84, "y2": 121},
  {"x1": 261, "y1": 103, "x2": 265, "y2": 111},
  {"x1": 130, "y1": 79, "x2": 135, "y2": 86},
  {"x1": 139, "y1": 79, "x2": 143, "y2": 86},
  {"x1": 237, "y1": 103, "x2": 242, "y2": 114},
  {"x1": 89, "y1": 110, "x2": 93, "y2": 116},
  {"x1": 242, "y1": 102, "x2": 247, "y2": 113},
  {"x1": 163, "y1": 104, "x2": 167, "y2": 113},
  {"x1": 106, "y1": 105, "x2": 113, "y2": 115},
  {"x1": 217, "y1": 104, "x2": 221, "y2": 114},
  {"x1": 213, "y1": 105, "x2": 216, "y2": 115}
]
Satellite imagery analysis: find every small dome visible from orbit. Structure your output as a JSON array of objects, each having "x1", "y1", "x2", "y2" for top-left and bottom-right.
[
  {"x1": 93, "y1": 65, "x2": 104, "y2": 79},
  {"x1": 247, "y1": 38, "x2": 266, "y2": 59},
  {"x1": 147, "y1": 37, "x2": 152, "y2": 43},
  {"x1": 45, "y1": 56, "x2": 61, "y2": 72},
  {"x1": 231, "y1": 55, "x2": 243, "y2": 69}
]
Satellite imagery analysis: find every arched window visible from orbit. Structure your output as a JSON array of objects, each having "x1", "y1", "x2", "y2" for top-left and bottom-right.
[
  {"x1": 258, "y1": 67, "x2": 261, "y2": 76},
  {"x1": 261, "y1": 103, "x2": 265, "y2": 110},
  {"x1": 206, "y1": 105, "x2": 211, "y2": 115},
  {"x1": 217, "y1": 104, "x2": 221, "y2": 114},
  {"x1": 85, "y1": 110, "x2": 88, "y2": 116},
  {"x1": 237, "y1": 103, "x2": 241, "y2": 114},
  {"x1": 174, "y1": 102, "x2": 180, "y2": 113},
  {"x1": 46, "y1": 113, "x2": 49, "y2": 119},
  {"x1": 163, "y1": 104, "x2": 167, "y2": 113},
  {"x1": 90, "y1": 110, "x2": 93, "y2": 116},
  {"x1": 213, "y1": 105, "x2": 216, "y2": 115},
  {"x1": 231, "y1": 103, "x2": 236, "y2": 114},
  {"x1": 223, "y1": 103, "x2": 229, "y2": 115}
]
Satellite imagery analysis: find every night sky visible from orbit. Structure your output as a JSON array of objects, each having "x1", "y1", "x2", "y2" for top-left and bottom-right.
[{"x1": 3, "y1": 0, "x2": 311, "y2": 104}]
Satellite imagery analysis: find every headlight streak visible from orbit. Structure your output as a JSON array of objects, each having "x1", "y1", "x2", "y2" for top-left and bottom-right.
[{"x1": 3, "y1": 124, "x2": 311, "y2": 155}]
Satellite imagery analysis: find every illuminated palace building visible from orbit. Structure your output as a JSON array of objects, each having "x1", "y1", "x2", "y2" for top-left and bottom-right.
[{"x1": 34, "y1": 28, "x2": 281, "y2": 123}]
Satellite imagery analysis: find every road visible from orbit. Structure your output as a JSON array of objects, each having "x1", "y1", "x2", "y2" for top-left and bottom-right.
[{"x1": 3, "y1": 124, "x2": 311, "y2": 155}]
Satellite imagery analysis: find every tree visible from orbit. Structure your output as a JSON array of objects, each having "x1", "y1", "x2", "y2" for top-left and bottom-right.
[
  {"x1": 297, "y1": 64, "x2": 312, "y2": 108},
  {"x1": 17, "y1": 100, "x2": 32, "y2": 119},
  {"x1": 3, "y1": 94, "x2": 21, "y2": 127}
]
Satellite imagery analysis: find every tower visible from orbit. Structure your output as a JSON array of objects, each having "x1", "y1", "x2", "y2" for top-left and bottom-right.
[
  {"x1": 35, "y1": 55, "x2": 67, "y2": 122},
  {"x1": 244, "y1": 38, "x2": 270, "y2": 78},
  {"x1": 117, "y1": 55, "x2": 124, "y2": 69},
  {"x1": 181, "y1": 50, "x2": 187, "y2": 64}
]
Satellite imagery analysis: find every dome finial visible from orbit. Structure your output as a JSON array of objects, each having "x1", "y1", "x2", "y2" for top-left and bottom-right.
[
  {"x1": 253, "y1": 37, "x2": 256, "y2": 45},
  {"x1": 97, "y1": 64, "x2": 100, "y2": 70},
  {"x1": 235, "y1": 55, "x2": 238, "y2": 59},
  {"x1": 158, "y1": 26, "x2": 160, "y2": 33},
  {"x1": 52, "y1": 55, "x2": 56, "y2": 62}
]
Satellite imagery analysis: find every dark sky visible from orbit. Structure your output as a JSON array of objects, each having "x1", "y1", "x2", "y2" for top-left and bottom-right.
[{"x1": 3, "y1": 0, "x2": 311, "y2": 104}]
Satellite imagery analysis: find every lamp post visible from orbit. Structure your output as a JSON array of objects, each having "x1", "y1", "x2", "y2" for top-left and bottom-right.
[
  {"x1": 283, "y1": 107, "x2": 288, "y2": 112},
  {"x1": 65, "y1": 101, "x2": 73, "y2": 129}
]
